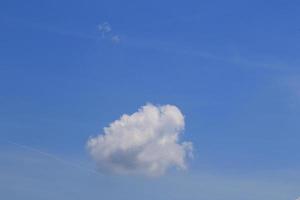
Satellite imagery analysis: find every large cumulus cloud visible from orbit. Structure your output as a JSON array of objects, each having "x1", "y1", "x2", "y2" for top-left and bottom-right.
[{"x1": 87, "y1": 104, "x2": 193, "y2": 176}]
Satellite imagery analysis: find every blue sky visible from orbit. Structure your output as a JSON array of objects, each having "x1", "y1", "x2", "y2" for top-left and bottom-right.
[{"x1": 1, "y1": 0, "x2": 300, "y2": 199}]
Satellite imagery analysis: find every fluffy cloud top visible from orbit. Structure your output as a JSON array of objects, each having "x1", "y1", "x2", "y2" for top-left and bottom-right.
[{"x1": 87, "y1": 104, "x2": 193, "y2": 176}]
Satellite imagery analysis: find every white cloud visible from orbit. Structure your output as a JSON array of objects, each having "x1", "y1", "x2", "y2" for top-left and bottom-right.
[
  {"x1": 111, "y1": 35, "x2": 121, "y2": 44},
  {"x1": 87, "y1": 104, "x2": 193, "y2": 177},
  {"x1": 97, "y1": 22, "x2": 121, "y2": 44},
  {"x1": 98, "y1": 22, "x2": 111, "y2": 37}
]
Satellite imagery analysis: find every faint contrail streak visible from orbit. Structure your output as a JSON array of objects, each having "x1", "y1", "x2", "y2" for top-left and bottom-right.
[{"x1": 6, "y1": 140, "x2": 99, "y2": 175}]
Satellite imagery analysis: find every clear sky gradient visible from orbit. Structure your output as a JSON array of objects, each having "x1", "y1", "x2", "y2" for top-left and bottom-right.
[{"x1": 1, "y1": 0, "x2": 300, "y2": 199}]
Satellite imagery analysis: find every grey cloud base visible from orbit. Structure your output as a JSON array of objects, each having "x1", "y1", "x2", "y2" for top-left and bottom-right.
[{"x1": 87, "y1": 104, "x2": 193, "y2": 176}]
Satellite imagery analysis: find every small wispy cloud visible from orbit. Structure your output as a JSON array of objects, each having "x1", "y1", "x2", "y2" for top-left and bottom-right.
[
  {"x1": 6, "y1": 140, "x2": 98, "y2": 175},
  {"x1": 3, "y1": 17, "x2": 121, "y2": 44},
  {"x1": 97, "y1": 22, "x2": 121, "y2": 44},
  {"x1": 87, "y1": 104, "x2": 193, "y2": 177},
  {"x1": 98, "y1": 22, "x2": 112, "y2": 38},
  {"x1": 111, "y1": 35, "x2": 121, "y2": 44}
]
